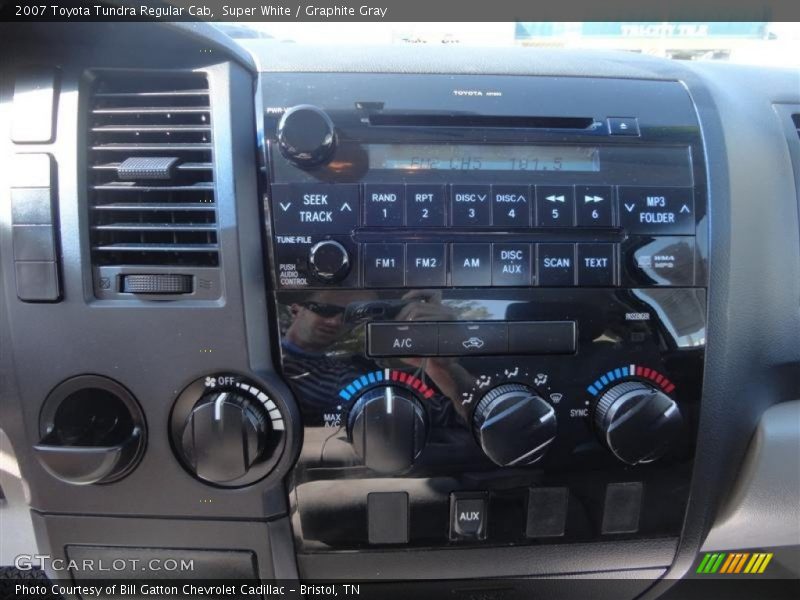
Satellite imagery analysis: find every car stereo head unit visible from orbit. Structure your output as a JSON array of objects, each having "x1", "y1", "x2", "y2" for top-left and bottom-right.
[{"x1": 259, "y1": 73, "x2": 707, "y2": 552}]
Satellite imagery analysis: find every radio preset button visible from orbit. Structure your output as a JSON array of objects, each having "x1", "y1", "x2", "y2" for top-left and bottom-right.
[
  {"x1": 492, "y1": 243, "x2": 532, "y2": 287},
  {"x1": 618, "y1": 187, "x2": 694, "y2": 234},
  {"x1": 576, "y1": 185, "x2": 614, "y2": 227},
  {"x1": 451, "y1": 243, "x2": 492, "y2": 286},
  {"x1": 364, "y1": 243, "x2": 405, "y2": 287},
  {"x1": 438, "y1": 322, "x2": 508, "y2": 355},
  {"x1": 537, "y1": 243, "x2": 576, "y2": 286},
  {"x1": 577, "y1": 243, "x2": 617, "y2": 286},
  {"x1": 492, "y1": 185, "x2": 531, "y2": 228},
  {"x1": 368, "y1": 323, "x2": 438, "y2": 357},
  {"x1": 451, "y1": 184, "x2": 491, "y2": 227},
  {"x1": 271, "y1": 183, "x2": 359, "y2": 235},
  {"x1": 406, "y1": 184, "x2": 446, "y2": 227},
  {"x1": 536, "y1": 186, "x2": 575, "y2": 227},
  {"x1": 364, "y1": 184, "x2": 405, "y2": 227},
  {"x1": 406, "y1": 243, "x2": 447, "y2": 287}
]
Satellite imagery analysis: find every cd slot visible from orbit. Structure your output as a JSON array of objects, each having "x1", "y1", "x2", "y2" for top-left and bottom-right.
[{"x1": 367, "y1": 113, "x2": 595, "y2": 130}]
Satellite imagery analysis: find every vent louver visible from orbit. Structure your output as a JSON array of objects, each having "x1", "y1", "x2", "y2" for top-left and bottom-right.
[{"x1": 88, "y1": 72, "x2": 218, "y2": 267}]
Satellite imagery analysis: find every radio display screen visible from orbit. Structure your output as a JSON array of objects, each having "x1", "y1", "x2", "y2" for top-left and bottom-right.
[{"x1": 368, "y1": 144, "x2": 600, "y2": 172}]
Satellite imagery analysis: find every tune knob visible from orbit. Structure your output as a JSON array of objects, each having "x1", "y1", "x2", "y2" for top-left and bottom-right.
[
  {"x1": 472, "y1": 384, "x2": 556, "y2": 467},
  {"x1": 170, "y1": 375, "x2": 287, "y2": 487},
  {"x1": 276, "y1": 104, "x2": 336, "y2": 168},
  {"x1": 347, "y1": 385, "x2": 428, "y2": 474},
  {"x1": 308, "y1": 240, "x2": 350, "y2": 283},
  {"x1": 594, "y1": 381, "x2": 683, "y2": 465}
]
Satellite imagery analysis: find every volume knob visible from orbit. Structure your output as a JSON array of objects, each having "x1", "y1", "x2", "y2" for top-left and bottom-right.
[
  {"x1": 276, "y1": 104, "x2": 336, "y2": 168},
  {"x1": 594, "y1": 381, "x2": 683, "y2": 465}
]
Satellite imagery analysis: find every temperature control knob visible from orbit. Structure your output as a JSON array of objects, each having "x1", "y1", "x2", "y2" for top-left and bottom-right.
[
  {"x1": 347, "y1": 386, "x2": 427, "y2": 474},
  {"x1": 594, "y1": 381, "x2": 683, "y2": 465},
  {"x1": 276, "y1": 104, "x2": 336, "y2": 168},
  {"x1": 308, "y1": 240, "x2": 350, "y2": 283},
  {"x1": 472, "y1": 384, "x2": 556, "y2": 467}
]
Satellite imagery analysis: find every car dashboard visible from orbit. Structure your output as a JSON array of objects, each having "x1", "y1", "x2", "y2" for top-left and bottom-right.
[{"x1": 0, "y1": 21, "x2": 798, "y2": 599}]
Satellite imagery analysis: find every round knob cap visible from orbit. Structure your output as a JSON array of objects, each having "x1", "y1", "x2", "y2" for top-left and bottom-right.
[
  {"x1": 347, "y1": 385, "x2": 427, "y2": 474},
  {"x1": 473, "y1": 384, "x2": 556, "y2": 467},
  {"x1": 309, "y1": 240, "x2": 350, "y2": 283},
  {"x1": 276, "y1": 104, "x2": 336, "y2": 168},
  {"x1": 594, "y1": 381, "x2": 683, "y2": 465},
  {"x1": 179, "y1": 391, "x2": 270, "y2": 485}
]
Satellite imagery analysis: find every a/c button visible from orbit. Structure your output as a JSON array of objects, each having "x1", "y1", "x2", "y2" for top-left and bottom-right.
[{"x1": 367, "y1": 323, "x2": 438, "y2": 357}]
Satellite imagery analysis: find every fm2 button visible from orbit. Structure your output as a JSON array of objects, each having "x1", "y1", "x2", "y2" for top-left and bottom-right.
[{"x1": 450, "y1": 492, "x2": 488, "y2": 541}]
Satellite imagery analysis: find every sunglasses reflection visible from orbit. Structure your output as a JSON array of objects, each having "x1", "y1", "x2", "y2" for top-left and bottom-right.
[{"x1": 282, "y1": 290, "x2": 476, "y2": 429}]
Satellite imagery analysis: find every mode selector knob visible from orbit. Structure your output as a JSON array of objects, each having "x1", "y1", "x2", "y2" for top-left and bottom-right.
[
  {"x1": 308, "y1": 240, "x2": 350, "y2": 283},
  {"x1": 276, "y1": 104, "x2": 336, "y2": 168},
  {"x1": 594, "y1": 381, "x2": 683, "y2": 465},
  {"x1": 347, "y1": 385, "x2": 428, "y2": 474},
  {"x1": 473, "y1": 384, "x2": 557, "y2": 467}
]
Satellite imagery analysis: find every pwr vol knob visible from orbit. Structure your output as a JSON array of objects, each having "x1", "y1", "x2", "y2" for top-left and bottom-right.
[{"x1": 170, "y1": 374, "x2": 288, "y2": 487}]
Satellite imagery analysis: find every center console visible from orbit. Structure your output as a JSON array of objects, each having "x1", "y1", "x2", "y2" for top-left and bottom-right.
[{"x1": 261, "y1": 74, "x2": 708, "y2": 552}]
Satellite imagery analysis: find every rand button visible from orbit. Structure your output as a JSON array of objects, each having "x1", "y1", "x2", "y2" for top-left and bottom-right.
[{"x1": 364, "y1": 184, "x2": 405, "y2": 226}]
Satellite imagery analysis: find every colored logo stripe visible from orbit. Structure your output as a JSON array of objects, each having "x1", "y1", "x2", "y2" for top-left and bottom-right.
[{"x1": 697, "y1": 552, "x2": 773, "y2": 574}]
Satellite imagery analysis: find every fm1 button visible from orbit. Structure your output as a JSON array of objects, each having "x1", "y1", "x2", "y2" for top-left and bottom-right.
[
  {"x1": 576, "y1": 185, "x2": 614, "y2": 227},
  {"x1": 492, "y1": 243, "x2": 532, "y2": 286},
  {"x1": 619, "y1": 187, "x2": 694, "y2": 234},
  {"x1": 577, "y1": 243, "x2": 617, "y2": 286},
  {"x1": 406, "y1": 243, "x2": 446, "y2": 287},
  {"x1": 450, "y1": 492, "x2": 488, "y2": 541},
  {"x1": 364, "y1": 243, "x2": 404, "y2": 287},
  {"x1": 537, "y1": 244, "x2": 576, "y2": 286}
]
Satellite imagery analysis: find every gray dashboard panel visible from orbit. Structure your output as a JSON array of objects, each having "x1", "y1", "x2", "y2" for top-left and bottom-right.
[{"x1": 702, "y1": 400, "x2": 800, "y2": 551}]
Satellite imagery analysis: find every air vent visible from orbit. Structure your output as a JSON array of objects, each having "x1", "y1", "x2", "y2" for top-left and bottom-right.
[
  {"x1": 87, "y1": 72, "x2": 218, "y2": 267},
  {"x1": 793, "y1": 114, "x2": 800, "y2": 139}
]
